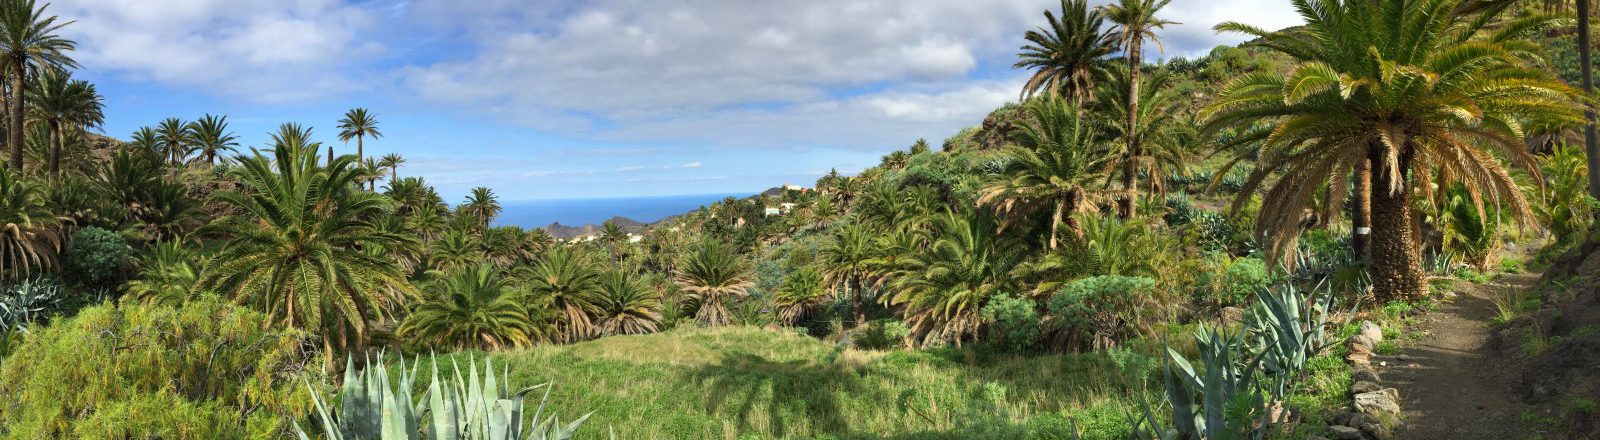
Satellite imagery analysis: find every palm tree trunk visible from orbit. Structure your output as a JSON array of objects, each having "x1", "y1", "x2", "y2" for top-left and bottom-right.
[
  {"x1": 1580, "y1": 0, "x2": 1600, "y2": 199},
  {"x1": 1119, "y1": 40, "x2": 1143, "y2": 218},
  {"x1": 1368, "y1": 145, "x2": 1426, "y2": 302},
  {"x1": 852, "y1": 274, "x2": 865, "y2": 327},
  {"x1": 1352, "y1": 155, "x2": 1372, "y2": 263},
  {"x1": 8, "y1": 60, "x2": 24, "y2": 172},
  {"x1": 47, "y1": 120, "x2": 59, "y2": 177},
  {"x1": 326, "y1": 146, "x2": 333, "y2": 166},
  {"x1": 1049, "y1": 197, "x2": 1066, "y2": 250}
]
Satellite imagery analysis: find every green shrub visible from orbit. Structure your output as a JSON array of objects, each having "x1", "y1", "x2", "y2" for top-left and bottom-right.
[
  {"x1": 0, "y1": 295, "x2": 312, "y2": 439},
  {"x1": 1050, "y1": 276, "x2": 1157, "y2": 350},
  {"x1": 854, "y1": 319, "x2": 911, "y2": 350},
  {"x1": 61, "y1": 226, "x2": 131, "y2": 290},
  {"x1": 1024, "y1": 413, "x2": 1077, "y2": 440},
  {"x1": 981, "y1": 293, "x2": 1041, "y2": 353},
  {"x1": 1194, "y1": 256, "x2": 1272, "y2": 308}
]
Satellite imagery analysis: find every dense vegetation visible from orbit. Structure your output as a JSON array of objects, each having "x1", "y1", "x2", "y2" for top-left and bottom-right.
[{"x1": 0, "y1": 0, "x2": 1596, "y2": 438}]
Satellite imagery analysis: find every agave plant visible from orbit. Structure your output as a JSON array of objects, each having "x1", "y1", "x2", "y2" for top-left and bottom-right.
[
  {"x1": 297, "y1": 355, "x2": 594, "y2": 440},
  {"x1": 0, "y1": 277, "x2": 60, "y2": 333},
  {"x1": 1245, "y1": 283, "x2": 1344, "y2": 399},
  {"x1": 1135, "y1": 327, "x2": 1271, "y2": 440}
]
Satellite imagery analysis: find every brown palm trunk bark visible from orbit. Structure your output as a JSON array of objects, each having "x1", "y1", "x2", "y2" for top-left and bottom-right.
[
  {"x1": 47, "y1": 120, "x2": 59, "y2": 177},
  {"x1": 1352, "y1": 155, "x2": 1372, "y2": 263},
  {"x1": 1368, "y1": 145, "x2": 1426, "y2": 302},
  {"x1": 9, "y1": 60, "x2": 24, "y2": 172},
  {"x1": 326, "y1": 146, "x2": 333, "y2": 166},
  {"x1": 851, "y1": 274, "x2": 865, "y2": 327},
  {"x1": 1580, "y1": 0, "x2": 1600, "y2": 199},
  {"x1": 1049, "y1": 197, "x2": 1065, "y2": 250},
  {"x1": 1119, "y1": 40, "x2": 1142, "y2": 218}
]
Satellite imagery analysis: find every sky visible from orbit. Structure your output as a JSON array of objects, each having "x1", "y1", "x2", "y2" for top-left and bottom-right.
[{"x1": 54, "y1": 0, "x2": 1304, "y2": 202}]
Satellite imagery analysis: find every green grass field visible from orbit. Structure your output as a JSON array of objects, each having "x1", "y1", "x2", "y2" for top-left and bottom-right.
[{"x1": 432, "y1": 326, "x2": 1147, "y2": 439}]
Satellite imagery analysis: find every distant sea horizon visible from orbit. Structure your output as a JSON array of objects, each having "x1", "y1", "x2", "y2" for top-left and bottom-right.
[{"x1": 491, "y1": 193, "x2": 750, "y2": 229}]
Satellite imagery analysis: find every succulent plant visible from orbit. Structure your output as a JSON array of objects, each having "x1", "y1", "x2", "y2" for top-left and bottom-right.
[{"x1": 296, "y1": 355, "x2": 594, "y2": 440}]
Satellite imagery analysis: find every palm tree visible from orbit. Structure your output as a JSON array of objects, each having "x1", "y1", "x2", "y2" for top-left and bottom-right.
[
  {"x1": 1206, "y1": 0, "x2": 1585, "y2": 301},
  {"x1": 426, "y1": 229, "x2": 479, "y2": 271},
  {"x1": 0, "y1": 166, "x2": 57, "y2": 278},
  {"x1": 199, "y1": 125, "x2": 416, "y2": 372},
  {"x1": 674, "y1": 238, "x2": 753, "y2": 327},
  {"x1": 595, "y1": 266, "x2": 662, "y2": 335},
  {"x1": 123, "y1": 240, "x2": 200, "y2": 305},
  {"x1": 128, "y1": 126, "x2": 159, "y2": 156},
  {"x1": 522, "y1": 246, "x2": 603, "y2": 342},
  {"x1": 0, "y1": 0, "x2": 75, "y2": 172},
  {"x1": 1581, "y1": 0, "x2": 1600, "y2": 199},
  {"x1": 979, "y1": 97, "x2": 1114, "y2": 249},
  {"x1": 154, "y1": 117, "x2": 190, "y2": 166},
  {"x1": 462, "y1": 186, "x2": 500, "y2": 229},
  {"x1": 1015, "y1": 0, "x2": 1115, "y2": 105},
  {"x1": 1100, "y1": 0, "x2": 1176, "y2": 217},
  {"x1": 186, "y1": 114, "x2": 237, "y2": 166},
  {"x1": 399, "y1": 263, "x2": 537, "y2": 350},
  {"x1": 818, "y1": 223, "x2": 875, "y2": 326},
  {"x1": 337, "y1": 108, "x2": 381, "y2": 164},
  {"x1": 26, "y1": 69, "x2": 99, "y2": 177},
  {"x1": 378, "y1": 152, "x2": 403, "y2": 185},
  {"x1": 774, "y1": 265, "x2": 829, "y2": 325},
  {"x1": 1093, "y1": 67, "x2": 1193, "y2": 201},
  {"x1": 883, "y1": 210, "x2": 1027, "y2": 346}
]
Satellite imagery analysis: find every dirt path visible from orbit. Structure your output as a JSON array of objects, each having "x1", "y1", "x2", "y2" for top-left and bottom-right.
[{"x1": 1378, "y1": 272, "x2": 1540, "y2": 439}]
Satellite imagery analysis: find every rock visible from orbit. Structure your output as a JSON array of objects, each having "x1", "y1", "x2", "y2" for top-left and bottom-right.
[
  {"x1": 1350, "y1": 380, "x2": 1383, "y2": 395},
  {"x1": 1360, "y1": 321, "x2": 1384, "y2": 343},
  {"x1": 1328, "y1": 425, "x2": 1363, "y2": 440},
  {"x1": 1349, "y1": 334, "x2": 1377, "y2": 351},
  {"x1": 1359, "y1": 419, "x2": 1394, "y2": 440},
  {"x1": 1353, "y1": 388, "x2": 1403, "y2": 419},
  {"x1": 1307, "y1": 436, "x2": 1331, "y2": 440},
  {"x1": 1347, "y1": 341, "x2": 1374, "y2": 365},
  {"x1": 1352, "y1": 365, "x2": 1383, "y2": 383},
  {"x1": 1220, "y1": 306, "x2": 1246, "y2": 325}
]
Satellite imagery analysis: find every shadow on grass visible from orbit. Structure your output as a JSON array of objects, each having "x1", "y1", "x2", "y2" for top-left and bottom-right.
[{"x1": 678, "y1": 350, "x2": 878, "y2": 438}]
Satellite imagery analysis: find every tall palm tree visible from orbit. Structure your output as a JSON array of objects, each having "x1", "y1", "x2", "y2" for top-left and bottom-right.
[
  {"x1": 1101, "y1": 0, "x2": 1176, "y2": 217},
  {"x1": 0, "y1": 166, "x2": 56, "y2": 278},
  {"x1": 1015, "y1": 0, "x2": 1115, "y2": 105},
  {"x1": 818, "y1": 222, "x2": 876, "y2": 326},
  {"x1": 595, "y1": 266, "x2": 662, "y2": 335},
  {"x1": 337, "y1": 107, "x2": 381, "y2": 164},
  {"x1": 399, "y1": 263, "x2": 537, "y2": 350},
  {"x1": 883, "y1": 210, "x2": 1027, "y2": 347},
  {"x1": 1582, "y1": 0, "x2": 1600, "y2": 199},
  {"x1": 979, "y1": 97, "x2": 1114, "y2": 249},
  {"x1": 199, "y1": 125, "x2": 416, "y2": 372},
  {"x1": 674, "y1": 238, "x2": 753, "y2": 327},
  {"x1": 26, "y1": 69, "x2": 100, "y2": 177},
  {"x1": 1206, "y1": 0, "x2": 1585, "y2": 301},
  {"x1": 1093, "y1": 67, "x2": 1193, "y2": 200},
  {"x1": 0, "y1": 0, "x2": 75, "y2": 171},
  {"x1": 522, "y1": 246, "x2": 604, "y2": 342},
  {"x1": 186, "y1": 114, "x2": 237, "y2": 166},
  {"x1": 154, "y1": 117, "x2": 190, "y2": 166},
  {"x1": 378, "y1": 153, "x2": 404, "y2": 183},
  {"x1": 462, "y1": 186, "x2": 500, "y2": 229}
]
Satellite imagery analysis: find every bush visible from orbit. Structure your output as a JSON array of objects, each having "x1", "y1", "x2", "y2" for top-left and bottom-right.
[
  {"x1": 1195, "y1": 256, "x2": 1273, "y2": 308},
  {"x1": 1163, "y1": 193, "x2": 1198, "y2": 226},
  {"x1": 1050, "y1": 276, "x2": 1157, "y2": 351},
  {"x1": 61, "y1": 226, "x2": 131, "y2": 290},
  {"x1": 0, "y1": 295, "x2": 312, "y2": 439},
  {"x1": 980, "y1": 293, "x2": 1041, "y2": 353},
  {"x1": 854, "y1": 319, "x2": 911, "y2": 350}
]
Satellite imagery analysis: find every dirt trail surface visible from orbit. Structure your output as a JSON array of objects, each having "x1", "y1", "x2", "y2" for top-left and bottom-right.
[{"x1": 1378, "y1": 272, "x2": 1541, "y2": 439}]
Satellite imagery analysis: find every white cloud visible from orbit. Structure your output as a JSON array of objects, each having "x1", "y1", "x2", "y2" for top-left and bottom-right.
[
  {"x1": 680, "y1": 161, "x2": 702, "y2": 169},
  {"x1": 1146, "y1": 0, "x2": 1305, "y2": 58},
  {"x1": 54, "y1": 0, "x2": 385, "y2": 102}
]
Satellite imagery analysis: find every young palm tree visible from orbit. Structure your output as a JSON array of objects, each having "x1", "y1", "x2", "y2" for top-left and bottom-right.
[
  {"x1": 123, "y1": 240, "x2": 201, "y2": 305},
  {"x1": 399, "y1": 263, "x2": 536, "y2": 351},
  {"x1": 1100, "y1": 0, "x2": 1176, "y2": 217},
  {"x1": 199, "y1": 125, "x2": 416, "y2": 372},
  {"x1": 1015, "y1": 0, "x2": 1115, "y2": 104},
  {"x1": 336, "y1": 108, "x2": 381, "y2": 164},
  {"x1": 979, "y1": 97, "x2": 1114, "y2": 249},
  {"x1": 521, "y1": 246, "x2": 603, "y2": 342},
  {"x1": 0, "y1": 166, "x2": 57, "y2": 278},
  {"x1": 0, "y1": 0, "x2": 75, "y2": 171},
  {"x1": 1206, "y1": 0, "x2": 1586, "y2": 301},
  {"x1": 674, "y1": 238, "x2": 753, "y2": 327},
  {"x1": 774, "y1": 265, "x2": 829, "y2": 325},
  {"x1": 185, "y1": 114, "x2": 238, "y2": 166},
  {"x1": 883, "y1": 210, "x2": 1028, "y2": 347},
  {"x1": 426, "y1": 228, "x2": 479, "y2": 272},
  {"x1": 462, "y1": 186, "x2": 501, "y2": 229},
  {"x1": 154, "y1": 117, "x2": 190, "y2": 166},
  {"x1": 818, "y1": 222, "x2": 875, "y2": 326},
  {"x1": 595, "y1": 266, "x2": 662, "y2": 335},
  {"x1": 26, "y1": 69, "x2": 100, "y2": 177},
  {"x1": 378, "y1": 152, "x2": 404, "y2": 186}
]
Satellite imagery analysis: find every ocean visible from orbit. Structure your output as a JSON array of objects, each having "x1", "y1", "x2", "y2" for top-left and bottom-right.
[{"x1": 492, "y1": 193, "x2": 748, "y2": 229}]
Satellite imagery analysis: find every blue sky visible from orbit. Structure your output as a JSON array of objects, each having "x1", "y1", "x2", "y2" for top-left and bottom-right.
[{"x1": 56, "y1": 0, "x2": 1302, "y2": 202}]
